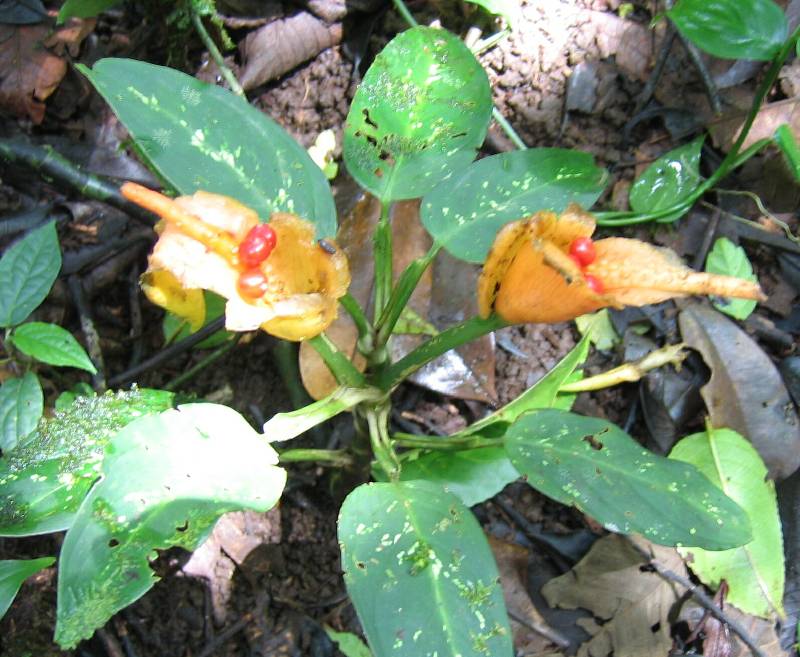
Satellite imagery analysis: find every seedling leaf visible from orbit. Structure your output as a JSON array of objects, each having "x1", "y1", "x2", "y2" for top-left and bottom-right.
[
  {"x1": 10, "y1": 322, "x2": 97, "y2": 373},
  {"x1": 0, "y1": 372, "x2": 43, "y2": 452},
  {"x1": 0, "y1": 557, "x2": 55, "y2": 620},
  {"x1": 704, "y1": 237, "x2": 758, "y2": 320}
]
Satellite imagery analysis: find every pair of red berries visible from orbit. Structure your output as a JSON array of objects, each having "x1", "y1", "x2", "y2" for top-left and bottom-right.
[
  {"x1": 568, "y1": 237, "x2": 604, "y2": 294},
  {"x1": 237, "y1": 224, "x2": 277, "y2": 299}
]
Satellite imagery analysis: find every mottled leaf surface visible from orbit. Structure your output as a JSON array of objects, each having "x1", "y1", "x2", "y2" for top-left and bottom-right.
[
  {"x1": 80, "y1": 59, "x2": 336, "y2": 236},
  {"x1": 668, "y1": 0, "x2": 787, "y2": 61},
  {"x1": 670, "y1": 427, "x2": 784, "y2": 617},
  {"x1": 0, "y1": 221, "x2": 61, "y2": 327},
  {"x1": 504, "y1": 409, "x2": 752, "y2": 549},
  {"x1": 422, "y1": 148, "x2": 607, "y2": 262},
  {"x1": 339, "y1": 480, "x2": 512, "y2": 657},
  {"x1": 0, "y1": 557, "x2": 55, "y2": 620},
  {"x1": 0, "y1": 372, "x2": 43, "y2": 452},
  {"x1": 10, "y1": 322, "x2": 96, "y2": 372},
  {"x1": 344, "y1": 26, "x2": 492, "y2": 202},
  {"x1": 629, "y1": 137, "x2": 703, "y2": 222},
  {"x1": 55, "y1": 403, "x2": 286, "y2": 648},
  {"x1": 0, "y1": 388, "x2": 174, "y2": 537}
]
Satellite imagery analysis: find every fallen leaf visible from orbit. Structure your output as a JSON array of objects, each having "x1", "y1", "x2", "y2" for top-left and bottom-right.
[
  {"x1": 709, "y1": 97, "x2": 800, "y2": 152},
  {"x1": 542, "y1": 534, "x2": 686, "y2": 657},
  {"x1": 678, "y1": 302, "x2": 800, "y2": 480}
]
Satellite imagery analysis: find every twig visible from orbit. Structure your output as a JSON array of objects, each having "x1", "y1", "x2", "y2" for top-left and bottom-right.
[
  {"x1": 191, "y1": 10, "x2": 245, "y2": 98},
  {"x1": 97, "y1": 627, "x2": 125, "y2": 657},
  {"x1": 164, "y1": 335, "x2": 240, "y2": 391},
  {"x1": 127, "y1": 264, "x2": 144, "y2": 369},
  {"x1": 625, "y1": 538, "x2": 769, "y2": 657},
  {"x1": 633, "y1": 26, "x2": 677, "y2": 115},
  {"x1": 0, "y1": 140, "x2": 156, "y2": 226},
  {"x1": 507, "y1": 609, "x2": 570, "y2": 649},
  {"x1": 691, "y1": 207, "x2": 721, "y2": 270},
  {"x1": 68, "y1": 275, "x2": 107, "y2": 391},
  {"x1": 107, "y1": 317, "x2": 226, "y2": 387},
  {"x1": 676, "y1": 32, "x2": 722, "y2": 115},
  {"x1": 195, "y1": 612, "x2": 254, "y2": 657}
]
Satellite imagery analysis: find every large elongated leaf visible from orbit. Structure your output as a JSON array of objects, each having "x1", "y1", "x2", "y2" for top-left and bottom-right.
[
  {"x1": 629, "y1": 136, "x2": 703, "y2": 222},
  {"x1": 55, "y1": 403, "x2": 286, "y2": 648},
  {"x1": 10, "y1": 321, "x2": 97, "y2": 372},
  {"x1": 0, "y1": 388, "x2": 174, "y2": 537},
  {"x1": 0, "y1": 372, "x2": 43, "y2": 452},
  {"x1": 79, "y1": 59, "x2": 336, "y2": 236},
  {"x1": 0, "y1": 557, "x2": 55, "y2": 620},
  {"x1": 670, "y1": 427, "x2": 784, "y2": 617},
  {"x1": 344, "y1": 26, "x2": 492, "y2": 202},
  {"x1": 0, "y1": 221, "x2": 61, "y2": 328},
  {"x1": 422, "y1": 149, "x2": 607, "y2": 263},
  {"x1": 339, "y1": 480, "x2": 513, "y2": 657},
  {"x1": 504, "y1": 409, "x2": 752, "y2": 549},
  {"x1": 668, "y1": 0, "x2": 787, "y2": 61}
]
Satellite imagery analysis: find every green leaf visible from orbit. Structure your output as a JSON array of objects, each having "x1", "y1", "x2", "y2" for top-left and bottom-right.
[
  {"x1": 0, "y1": 372, "x2": 43, "y2": 452},
  {"x1": 669, "y1": 427, "x2": 784, "y2": 617},
  {"x1": 629, "y1": 136, "x2": 703, "y2": 222},
  {"x1": 463, "y1": 0, "x2": 519, "y2": 26},
  {"x1": 79, "y1": 59, "x2": 336, "y2": 236},
  {"x1": 668, "y1": 0, "x2": 787, "y2": 61},
  {"x1": 343, "y1": 26, "x2": 492, "y2": 203},
  {"x1": 163, "y1": 291, "x2": 232, "y2": 348},
  {"x1": 504, "y1": 409, "x2": 752, "y2": 549},
  {"x1": 10, "y1": 322, "x2": 97, "y2": 373},
  {"x1": 774, "y1": 124, "x2": 800, "y2": 182},
  {"x1": 338, "y1": 480, "x2": 512, "y2": 657},
  {"x1": 57, "y1": 0, "x2": 119, "y2": 21},
  {"x1": 55, "y1": 403, "x2": 286, "y2": 648},
  {"x1": 325, "y1": 628, "x2": 373, "y2": 657},
  {"x1": 422, "y1": 148, "x2": 607, "y2": 263},
  {"x1": 0, "y1": 221, "x2": 61, "y2": 328},
  {"x1": 704, "y1": 237, "x2": 758, "y2": 320},
  {"x1": 0, "y1": 557, "x2": 55, "y2": 620},
  {"x1": 575, "y1": 309, "x2": 619, "y2": 351},
  {"x1": 0, "y1": 388, "x2": 174, "y2": 537}
]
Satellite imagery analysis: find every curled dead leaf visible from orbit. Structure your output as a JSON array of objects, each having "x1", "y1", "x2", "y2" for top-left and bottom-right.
[
  {"x1": 478, "y1": 204, "x2": 766, "y2": 324},
  {"x1": 121, "y1": 182, "x2": 350, "y2": 341}
]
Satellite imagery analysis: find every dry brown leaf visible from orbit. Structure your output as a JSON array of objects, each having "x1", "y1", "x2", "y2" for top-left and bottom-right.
[
  {"x1": 709, "y1": 97, "x2": 800, "y2": 152},
  {"x1": 0, "y1": 23, "x2": 68, "y2": 123},
  {"x1": 542, "y1": 534, "x2": 686, "y2": 657}
]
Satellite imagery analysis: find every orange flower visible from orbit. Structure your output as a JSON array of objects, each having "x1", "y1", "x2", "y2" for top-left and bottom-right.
[
  {"x1": 478, "y1": 204, "x2": 766, "y2": 324},
  {"x1": 121, "y1": 183, "x2": 350, "y2": 341}
]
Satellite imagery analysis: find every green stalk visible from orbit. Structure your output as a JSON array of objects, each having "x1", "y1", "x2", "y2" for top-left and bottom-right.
[
  {"x1": 373, "y1": 201, "x2": 394, "y2": 323},
  {"x1": 365, "y1": 402, "x2": 400, "y2": 480},
  {"x1": 307, "y1": 333, "x2": 365, "y2": 388},
  {"x1": 392, "y1": 432, "x2": 501, "y2": 451},
  {"x1": 190, "y1": 10, "x2": 245, "y2": 98},
  {"x1": 278, "y1": 448, "x2": 353, "y2": 467},
  {"x1": 340, "y1": 293, "x2": 373, "y2": 342},
  {"x1": 391, "y1": 0, "x2": 419, "y2": 27},
  {"x1": 377, "y1": 314, "x2": 506, "y2": 390}
]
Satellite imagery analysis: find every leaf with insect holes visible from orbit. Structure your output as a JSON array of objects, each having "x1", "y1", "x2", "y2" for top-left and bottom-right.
[
  {"x1": 0, "y1": 221, "x2": 61, "y2": 328},
  {"x1": 422, "y1": 148, "x2": 607, "y2": 263},
  {"x1": 0, "y1": 557, "x2": 55, "y2": 620},
  {"x1": 629, "y1": 136, "x2": 703, "y2": 222},
  {"x1": 79, "y1": 59, "x2": 336, "y2": 236},
  {"x1": 10, "y1": 322, "x2": 96, "y2": 373},
  {"x1": 504, "y1": 409, "x2": 752, "y2": 549},
  {"x1": 704, "y1": 237, "x2": 758, "y2": 320},
  {"x1": 344, "y1": 26, "x2": 492, "y2": 203},
  {"x1": 55, "y1": 403, "x2": 286, "y2": 648},
  {"x1": 0, "y1": 372, "x2": 43, "y2": 453},
  {"x1": 668, "y1": 0, "x2": 787, "y2": 61},
  {"x1": 339, "y1": 480, "x2": 513, "y2": 657}
]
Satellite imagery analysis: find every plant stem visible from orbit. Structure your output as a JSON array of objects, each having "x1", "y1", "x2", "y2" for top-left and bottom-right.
[
  {"x1": 190, "y1": 10, "x2": 245, "y2": 98},
  {"x1": 340, "y1": 293, "x2": 373, "y2": 342},
  {"x1": 492, "y1": 107, "x2": 528, "y2": 149},
  {"x1": 365, "y1": 402, "x2": 400, "y2": 480},
  {"x1": 307, "y1": 333, "x2": 365, "y2": 388},
  {"x1": 278, "y1": 448, "x2": 353, "y2": 467},
  {"x1": 271, "y1": 339, "x2": 311, "y2": 410},
  {"x1": 373, "y1": 200, "x2": 394, "y2": 323},
  {"x1": 392, "y1": 432, "x2": 501, "y2": 451},
  {"x1": 391, "y1": 0, "x2": 418, "y2": 27},
  {"x1": 377, "y1": 314, "x2": 506, "y2": 390},
  {"x1": 165, "y1": 336, "x2": 240, "y2": 390}
]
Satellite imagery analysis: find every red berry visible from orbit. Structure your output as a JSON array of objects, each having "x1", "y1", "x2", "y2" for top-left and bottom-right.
[
  {"x1": 584, "y1": 274, "x2": 604, "y2": 294},
  {"x1": 568, "y1": 237, "x2": 596, "y2": 268},
  {"x1": 238, "y1": 224, "x2": 277, "y2": 268},
  {"x1": 237, "y1": 268, "x2": 269, "y2": 299}
]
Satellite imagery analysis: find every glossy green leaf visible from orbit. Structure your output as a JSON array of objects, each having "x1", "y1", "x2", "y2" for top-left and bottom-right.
[
  {"x1": 0, "y1": 373, "x2": 43, "y2": 453},
  {"x1": 325, "y1": 628, "x2": 373, "y2": 657},
  {"x1": 57, "y1": 0, "x2": 119, "y2": 21},
  {"x1": 422, "y1": 148, "x2": 607, "y2": 263},
  {"x1": 504, "y1": 409, "x2": 752, "y2": 549},
  {"x1": 670, "y1": 427, "x2": 784, "y2": 617},
  {"x1": 163, "y1": 291, "x2": 232, "y2": 348},
  {"x1": 704, "y1": 237, "x2": 758, "y2": 320},
  {"x1": 79, "y1": 59, "x2": 336, "y2": 236},
  {"x1": 0, "y1": 388, "x2": 174, "y2": 537},
  {"x1": 629, "y1": 136, "x2": 703, "y2": 222},
  {"x1": 399, "y1": 447, "x2": 520, "y2": 507},
  {"x1": 775, "y1": 124, "x2": 800, "y2": 182},
  {"x1": 10, "y1": 322, "x2": 97, "y2": 373},
  {"x1": 0, "y1": 221, "x2": 61, "y2": 328},
  {"x1": 668, "y1": 0, "x2": 787, "y2": 61},
  {"x1": 55, "y1": 403, "x2": 286, "y2": 648},
  {"x1": 339, "y1": 480, "x2": 512, "y2": 657},
  {"x1": 344, "y1": 26, "x2": 492, "y2": 202},
  {"x1": 0, "y1": 557, "x2": 55, "y2": 620}
]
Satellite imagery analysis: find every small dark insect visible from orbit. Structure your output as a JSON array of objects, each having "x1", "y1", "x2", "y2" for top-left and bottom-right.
[{"x1": 318, "y1": 239, "x2": 337, "y2": 254}]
